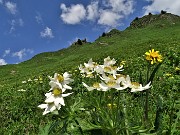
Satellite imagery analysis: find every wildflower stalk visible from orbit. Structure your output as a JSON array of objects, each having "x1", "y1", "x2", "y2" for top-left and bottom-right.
[
  {"x1": 116, "y1": 91, "x2": 121, "y2": 126},
  {"x1": 122, "y1": 93, "x2": 130, "y2": 135},
  {"x1": 74, "y1": 118, "x2": 84, "y2": 135},
  {"x1": 110, "y1": 89, "x2": 114, "y2": 126},
  {"x1": 144, "y1": 63, "x2": 151, "y2": 125},
  {"x1": 168, "y1": 99, "x2": 175, "y2": 134}
]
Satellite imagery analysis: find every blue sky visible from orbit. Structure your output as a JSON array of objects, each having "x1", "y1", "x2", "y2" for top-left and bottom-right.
[{"x1": 0, "y1": 0, "x2": 180, "y2": 65}]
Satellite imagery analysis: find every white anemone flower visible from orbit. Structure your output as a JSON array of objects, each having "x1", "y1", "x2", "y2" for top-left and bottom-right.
[
  {"x1": 130, "y1": 82, "x2": 151, "y2": 92},
  {"x1": 99, "y1": 74, "x2": 131, "y2": 91},
  {"x1": 45, "y1": 89, "x2": 72, "y2": 107},
  {"x1": 119, "y1": 75, "x2": 132, "y2": 90},
  {"x1": 38, "y1": 103, "x2": 60, "y2": 115},
  {"x1": 38, "y1": 87, "x2": 72, "y2": 115},
  {"x1": 84, "y1": 58, "x2": 97, "y2": 69},
  {"x1": 99, "y1": 74, "x2": 122, "y2": 91},
  {"x1": 82, "y1": 82, "x2": 104, "y2": 91},
  {"x1": 79, "y1": 59, "x2": 98, "y2": 77},
  {"x1": 104, "y1": 56, "x2": 116, "y2": 66},
  {"x1": 48, "y1": 72, "x2": 73, "y2": 90}
]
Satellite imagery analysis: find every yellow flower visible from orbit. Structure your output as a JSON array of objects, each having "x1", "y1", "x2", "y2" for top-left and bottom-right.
[
  {"x1": 175, "y1": 67, "x2": 180, "y2": 71},
  {"x1": 165, "y1": 73, "x2": 172, "y2": 77},
  {"x1": 145, "y1": 49, "x2": 162, "y2": 64},
  {"x1": 107, "y1": 103, "x2": 117, "y2": 109},
  {"x1": 120, "y1": 61, "x2": 126, "y2": 66}
]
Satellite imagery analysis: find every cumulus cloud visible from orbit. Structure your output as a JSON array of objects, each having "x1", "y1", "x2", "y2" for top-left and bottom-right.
[
  {"x1": 40, "y1": 27, "x2": 54, "y2": 38},
  {"x1": 12, "y1": 49, "x2": 34, "y2": 60},
  {"x1": 60, "y1": 0, "x2": 134, "y2": 27},
  {"x1": 98, "y1": 10, "x2": 122, "y2": 27},
  {"x1": 0, "y1": 58, "x2": 7, "y2": 65},
  {"x1": 143, "y1": 0, "x2": 180, "y2": 15},
  {"x1": 104, "y1": 0, "x2": 134, "y2": 15},
  {"x1": 87, "y1": 1, "x2": 99, "y2": 21},
  {"x1": 60, "y1": 4, "x2": 86, "y2": 24},
  {"x1": 5, "y1": 1, "x2": 17, "y2": 14},
  {"x1": 3, "y1": 49, "x2": 11, "y2": 57}
]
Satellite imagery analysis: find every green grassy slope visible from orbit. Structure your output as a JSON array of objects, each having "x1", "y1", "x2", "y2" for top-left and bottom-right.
[
  {"x1": 0, "y1": 13, "x2": 180, "y2": 134},
  {"x1": 1, "y1": 14, "x2": 179, "y2": 85}
]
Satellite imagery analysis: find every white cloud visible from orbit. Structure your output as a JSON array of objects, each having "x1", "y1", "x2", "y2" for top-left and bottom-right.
[
  {"x1": 98, "y1": 10, "x2": 122, "y2": 27},
  {"x1": 98, "y1": 0, "x2": 134, "y2": 26},
  {"x1": 60, "y1": 0, "x2": 134, "y2": 27},
  {"x1": 26, "y1": 49, "x2": 34, "y2": 54},
  {"x1": 40, "y1": 27, "x2": 54, "y2": 38},
  {"x1": 87, "y1": 1, "x2": 99, "y2": 21},
  {"x1": 143, "y1": 0, "x2": 180, "y2": 15},
  {"x1": 9, "y1": 19, "x2": 24, "y2": 33},
  {"x1": 60, "y1": 4, "x2": 86, "y2": 24},
  {"x1": 12, "y1": 49, "x2": 26, "y2": 60},
  {"x1": 106, "y1": 0, "x2": 134, "y2": 15},
  {"x1": 0, "y1": 58, "x2": 7, "y2": 65},
  {"x1": 35, "y1": 12, "x2": 43, "y2": 24},
  {"x1": 5, "y1": 1, "x2": 17, "y2": 14},
  {"x1": 0, "y1": 0, "x2": 3, "y2": 4},
  {"x1": 9, "y1": 19, "x2": 16, "y2": 33},
  {"x1": 18, "y1": 18, "x2": 24, "y2": 26},
  {"x1": 12, "y1": 49, "x2": 34, "y2": 60},
  {"x1": 3, "y1": 49, "x2": 11, "y2": 57}
]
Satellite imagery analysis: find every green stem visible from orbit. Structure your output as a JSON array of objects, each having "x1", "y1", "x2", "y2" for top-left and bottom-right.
[
  {"x1": 144, "y1": 89, "x2": 149, "y2": 126},
  {"x1": 110, "y1": 89, "x2": 114, "y2": 127},
  {"x1": 169, "y1": 99, "x2": 175, "y2": 134},
  {"x1": 144, "y1": 63, "x2": 151, "y2": 125},
  {"x1": 122, "y1": 93, "x2": 129, "y2": 135},
  {"x1": 74, "y1": 118, "x2": 84, "y2": 135},
  {"x1": 116, "y1": 91, "x2": 120, "y2": 127}
]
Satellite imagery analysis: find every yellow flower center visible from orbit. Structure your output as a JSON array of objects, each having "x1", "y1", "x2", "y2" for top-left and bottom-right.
[
  {"x1": 93, "y1": 82, "x2": 100, "y2": 88},
  {"x1": 131, "y1": 82, "x2": 140, "y2": 89},
  {"x1": 108, "y1": 75, "x2": 115, "y2": 80},
  {"x1": 116, "y1": 74, "x2": 126, "y2": 79},
  {"x1": 87, "y1": 73, "x2": 93, "y2": 77},
  {"x1": 107, "y1": 81, "x2": 116, "y2": 87},
  {"x1": 53, "y1": 88, "x2": 62, "y2": 96},
  {"x1": 57, "y1": 74, "x2": 64, "y2": 82},
  {"x1": 112, "y1": 66, "x2": 117, "y2": 70},
  {"x1": 104, "y1": 66, "x2": 111, "y2": 72}
]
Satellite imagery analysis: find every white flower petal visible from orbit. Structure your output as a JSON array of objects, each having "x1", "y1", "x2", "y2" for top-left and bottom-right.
[
  {"x1": 45, "y1": 95, "x2": 55, "y2": 103},
  {"x1": 43, "y1": 109, "x2": 50, "y2": 115},
  {"x1": 38, "y1": 104, "x2": 48, "y2": 109},
  {"x1": 82, "y1": 82, "x2": 94, "y2": 91},
  {"x1": 62, "y1": 93, "x2": 73, "y2": 97},
  {"x1": 63, "y1": 72, "x2": 71, "y2": 78},
  {"x1": 49, "y1": 104, "x2": 56, "y2": 112},
  {"x1": 63, "y1": 84, "x2": 72, "y2": 89},
  {"x1": 58, "y1": 97, "x2": 65, "y2": 106}
]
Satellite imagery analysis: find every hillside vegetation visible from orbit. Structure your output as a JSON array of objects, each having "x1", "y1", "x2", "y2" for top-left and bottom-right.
[{"x1": 0, "y1": 13, "x2": 180, "y2": 135}]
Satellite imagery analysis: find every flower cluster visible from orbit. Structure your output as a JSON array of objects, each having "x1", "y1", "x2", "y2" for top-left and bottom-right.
[
  {"x1": 145, "y1": 49, "x2": 163, "y2": 64},
  {"x1": 80, "y1": 56, "x2": 151, "y2": 92},
  {"x1": 38, "y1": 72, "x2": 73, "y2": 115}
]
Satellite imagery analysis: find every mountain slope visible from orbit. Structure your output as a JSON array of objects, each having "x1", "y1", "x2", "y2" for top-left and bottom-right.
[{"x1": 0, "y1": 13, "x2": 180, "y2": 86}]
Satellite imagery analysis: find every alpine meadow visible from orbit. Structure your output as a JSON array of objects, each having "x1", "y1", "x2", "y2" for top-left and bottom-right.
[{"x1": 0, "y1": 13, "x2": 180, "y2": 135}]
